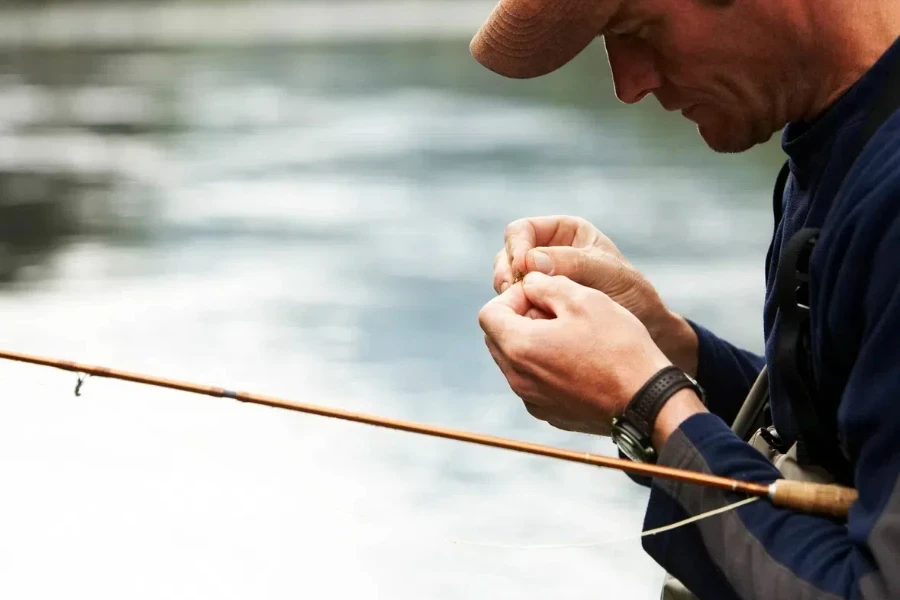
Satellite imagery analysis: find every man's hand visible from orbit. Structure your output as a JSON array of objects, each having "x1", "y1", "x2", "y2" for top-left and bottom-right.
[
  {"x1": 493, "y1": 215, "x2": 698, "y2": 376},
  {"x1": 478, "y1": 271, "x2": 704, "y2": 439}
]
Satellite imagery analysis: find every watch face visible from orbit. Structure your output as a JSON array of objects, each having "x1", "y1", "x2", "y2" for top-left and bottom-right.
[
  {"x1": 612, "y1": 421, "x2": 648, "y2": 463},
  {"x1": 612, "y1": 417, "x2": 655, "y2": 463}
]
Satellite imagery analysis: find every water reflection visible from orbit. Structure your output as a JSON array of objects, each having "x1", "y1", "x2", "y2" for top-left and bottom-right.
[
  {"x1": 0, "y1": 5, "x2": 786, "y2": 600},
  {"x1": 0, "y1": 38, "x2": 786, "y2": 281},
  {"x1": 0, "y1": 48, "x2": 171, "y2": 281}
]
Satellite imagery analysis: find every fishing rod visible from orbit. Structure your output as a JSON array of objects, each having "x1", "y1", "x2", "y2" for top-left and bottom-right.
[{"x1": 0, "y1": 348, "x2": 857, "y2": 520}]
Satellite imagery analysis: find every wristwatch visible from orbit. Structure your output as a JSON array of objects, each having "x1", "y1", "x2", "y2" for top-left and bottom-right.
[{"x1": 611, "y1": 366, "x2": 705, "y2": 464}]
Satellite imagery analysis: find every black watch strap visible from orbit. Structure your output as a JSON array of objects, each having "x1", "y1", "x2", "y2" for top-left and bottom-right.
[{"x1": 622, "y1": 366, "x2": 696, "y2": 437}]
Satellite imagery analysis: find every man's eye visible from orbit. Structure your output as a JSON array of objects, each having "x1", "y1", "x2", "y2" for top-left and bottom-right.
[
  {"x1": 608, "y1": 24, "x2": 649, "y2": 40},
  {"x1": 631, "y1": 25, "x2": 651, "y2": 39}
]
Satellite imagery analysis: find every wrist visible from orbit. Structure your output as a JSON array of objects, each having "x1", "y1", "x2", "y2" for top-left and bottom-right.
[
  {"x1": 611, "y1": 365, "x2": 705, "y2": 464},
  {"x1": 648, "y1": 310, "x2": 699, "y2": 378},
  {"x1": 651, "y1": 388, "x2": 707, "y2": 450}
]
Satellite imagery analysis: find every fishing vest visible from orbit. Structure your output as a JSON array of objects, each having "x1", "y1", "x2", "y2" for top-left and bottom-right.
[{"x1": 660, "y1": 53, "x2": 900, "y2": 600}]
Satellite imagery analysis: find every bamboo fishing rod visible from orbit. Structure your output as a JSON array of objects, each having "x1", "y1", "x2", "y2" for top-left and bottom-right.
[{"x1": 0, "y1": 348, "x2": 857, "y2": 520}]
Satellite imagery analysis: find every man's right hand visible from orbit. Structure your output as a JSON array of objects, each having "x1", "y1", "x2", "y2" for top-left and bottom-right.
[{"x1": 492, "y1": 215, "x2": 699, "y2": 377}]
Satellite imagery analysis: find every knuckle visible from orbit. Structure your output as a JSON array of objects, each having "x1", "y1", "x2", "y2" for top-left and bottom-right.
[
  {"x1": 573, "y1": 215, "x2": 592, "y2": 228},
  {"x1": 477, "y1": 305, "x2": 493, "y2": 330},
  {"x1": 505, "y1": 217, "x2": 530, "y2": 235},
  {"x1": 573, "y1": 216, "x2": 599, "y2": 236},
  {"x1": 571, "y1": 252, "x2": 590, "y2": 279},
  {"x1": 504, "y1": 220, "x2": 524, "y2": 243},
  {"x1": 505, "y1": 219, "x2": 537, "y2": 254},
  {"x1": 494, "y1": 251, "x2": 511, "y2": 271},
  {"x1": 512, "y1": 373, "x2": 530, "y2": 390},
  {"x1": 492, "y1": 263, "x2": 508, "y2": 292},
  {"x1": 493, "y1": 249, "x2": 506, "y2": 268}
]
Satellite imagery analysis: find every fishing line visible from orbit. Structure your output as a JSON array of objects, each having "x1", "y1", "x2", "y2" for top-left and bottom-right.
[{"x1": 453, "y1": 497, "x2": 759, "y2": 549}]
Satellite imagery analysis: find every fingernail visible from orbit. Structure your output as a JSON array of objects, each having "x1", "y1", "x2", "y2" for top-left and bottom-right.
[
  {"x1": 500, "y1": 282, "x2": 510, "y2": 293},
  {"x1": 531, "y1": 251, "x2": 553, "y2": 274}
]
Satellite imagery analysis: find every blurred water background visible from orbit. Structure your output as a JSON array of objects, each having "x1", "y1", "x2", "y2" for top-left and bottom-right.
[{"x1": 0, "y1": 2, "x2": 787, "y2": 599}]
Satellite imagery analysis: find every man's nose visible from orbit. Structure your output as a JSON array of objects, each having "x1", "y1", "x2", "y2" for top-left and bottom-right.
[{"x1": 604, "y1": 36, "x2": 663, "y2": 104}]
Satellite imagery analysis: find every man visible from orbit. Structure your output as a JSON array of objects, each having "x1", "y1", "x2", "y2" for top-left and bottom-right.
[{"x1": 473, "y1": 1, "x2": 900, "y2": 599}]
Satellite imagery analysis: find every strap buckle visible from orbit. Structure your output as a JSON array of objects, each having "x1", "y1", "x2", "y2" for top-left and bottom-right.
[{"x1": 758, "y1": 426, "x2": 791, "y2": 454}]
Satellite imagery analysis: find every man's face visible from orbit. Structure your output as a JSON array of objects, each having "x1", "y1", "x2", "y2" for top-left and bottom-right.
[{"x1": 603, "y1": 0, "x2": 784, "y2": 153}]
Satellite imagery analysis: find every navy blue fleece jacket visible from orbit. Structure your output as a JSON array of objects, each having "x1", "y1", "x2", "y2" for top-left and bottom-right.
[{"x1": 639, "y1": 38, "x2": 900, "y2": 599}]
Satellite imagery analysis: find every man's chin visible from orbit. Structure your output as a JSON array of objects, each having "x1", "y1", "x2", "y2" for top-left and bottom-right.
[
  {"x1": 679, "y1": 106, "x2": 763, "y2": 153},
  {"x1": 697, "y1": 126, "x2": 750, "y2": 153},
  {"x1": 695, "y1": 120, "x2": 764, "y2": 154}
]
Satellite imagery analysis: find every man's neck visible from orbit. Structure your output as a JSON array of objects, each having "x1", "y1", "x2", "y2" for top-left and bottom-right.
[{"x1": 794, "y1": 2, "x2": 900, "y2": 123}]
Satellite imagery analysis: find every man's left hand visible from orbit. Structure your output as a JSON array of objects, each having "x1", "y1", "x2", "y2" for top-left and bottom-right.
[{"x1": 478, "y1": 271, "x2": 675, "y2": 436}]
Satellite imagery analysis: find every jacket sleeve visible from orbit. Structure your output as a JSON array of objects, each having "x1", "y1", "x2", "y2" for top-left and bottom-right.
[
  {"x1": 642, "y1": 407, "x2": 899, "y2": 600},
  {"x1": 686, "y1": 320, "x2": 764, "y2": 427},
  {"x1": 640, "y1": 141, "x2": 900, "y2": 600}
]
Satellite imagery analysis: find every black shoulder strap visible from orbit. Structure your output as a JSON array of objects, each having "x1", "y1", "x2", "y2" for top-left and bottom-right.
[
  {"x1": 765, "y1": 160, "x2": 791, "y2": 284},
  {"x1": 775, "y1": 227, "x2": 849, "y2": 480},
  {"x1": 772, "y1": 43, "x2": 900, "y2": 484},
  {"x1": 772, "y1": 161, "x2": 790, "y2": 226}
]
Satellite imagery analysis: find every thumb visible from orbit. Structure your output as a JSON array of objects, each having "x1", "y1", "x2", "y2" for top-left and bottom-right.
[
  {"x1": 521, "y1": 271, "x2": 587, "y2": 316},
  {"x1": 478, "y1": 283, "x2": 529, "y2": 341},
  {"x1": 488, "y1": 281, "x2": 532, "y2": 317},
  {"x1": 525, "y1": 247, "x2": 591, "y2": 283}
]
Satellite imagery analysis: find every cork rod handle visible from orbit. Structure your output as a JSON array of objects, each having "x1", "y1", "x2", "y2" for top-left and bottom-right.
[{"x1": 769, "y1": 479, "x2": 858, "y2": 519}]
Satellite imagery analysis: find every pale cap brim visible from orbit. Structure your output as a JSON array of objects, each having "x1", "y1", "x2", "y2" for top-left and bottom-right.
[{"x1": 470, "y1": 0, "x2": 618, "y2": 79}]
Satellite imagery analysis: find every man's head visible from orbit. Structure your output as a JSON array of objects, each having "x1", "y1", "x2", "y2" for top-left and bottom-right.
[{"x1": 471, "y1": 0, "x2": 898, "y2": 153}]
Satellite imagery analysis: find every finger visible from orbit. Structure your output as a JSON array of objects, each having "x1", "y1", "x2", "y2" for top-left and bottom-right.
[
  {"x1": 527, "y1": 246, "x2": 635, "y2": 295},
  {"x1": 478, "y1": 283, "x2": 532, "y2": 341},
  {"x1": 487, "y1": 281, "x2": 532, "y2": 317},
  {"x1": 493, "y1": 248, "x2": 514, "y2": 293},
  {"x1": 485, "y1": 334, "x2": 539, "y2": 404},
  {"x1": 506, "y1": 216, "x2": 599, "y2": 277},
  {"x1": 525, "y1": 306, "x2": 553, "y2": 320},
  {"x1": 484, "y1": 333, "x2": 520, "y2": 377},
  {"x1": 521, "y1": 271, "x2": 598, "y2": 317},
  {"x1": 505, "y1": 221, "x2": 537, "y2": 282},
  {"x1": 525, "y1": 246, "x2": 589, "y2": 280}
]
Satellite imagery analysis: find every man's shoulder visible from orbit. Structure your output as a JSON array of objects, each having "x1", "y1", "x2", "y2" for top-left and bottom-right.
[
  {"x1": 815, "y1": 109, "x2": 900, "y2": 326},
  {"x1": 854, "y1": 106, "x2": 900, "y2": 178},
  {"x1": 827, "y1": 109, "x2": 900, "y2": 234}
]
